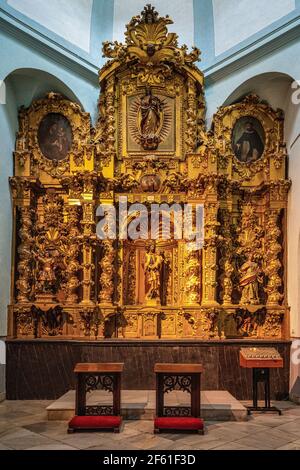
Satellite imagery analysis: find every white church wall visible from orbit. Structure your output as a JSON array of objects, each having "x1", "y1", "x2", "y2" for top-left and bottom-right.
[
  {"x1": 212, "y1": 0, "x2": 296, "y2": 56},
  {"x1": 0, "y1": 81, "x2": 16, "y2": 339},
  {"x1": 7, "y1": 0, "x2": 93, "y2": 52},
  {"x1": 113, "y1": 0, "x2": 194, "y2": 48}
]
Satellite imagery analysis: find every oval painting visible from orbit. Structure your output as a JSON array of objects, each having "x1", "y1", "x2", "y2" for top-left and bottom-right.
[
  {"x1": 232, "y1": 116, "x2": 265, "y2": 164},
  {"x1": 38, "y1": 113, "x2": 73, "y2": 161}
]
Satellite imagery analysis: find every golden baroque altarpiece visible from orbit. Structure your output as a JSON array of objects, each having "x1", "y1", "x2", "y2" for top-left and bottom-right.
[{"x1": 8, "y1": 6, "x2": 290, "y2": 341}]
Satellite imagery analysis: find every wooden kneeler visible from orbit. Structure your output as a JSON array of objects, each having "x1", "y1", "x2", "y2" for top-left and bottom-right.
[
  {"x1": 154, "y1": 363, "x2": 204, "y2": 434},
  {"x1": 68, "y1": 363, "x2": 124, "y2": 433}
]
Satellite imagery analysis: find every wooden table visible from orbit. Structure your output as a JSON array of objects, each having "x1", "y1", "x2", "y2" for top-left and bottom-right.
[
  {"x1": 154, "y1": 363, "x2": 204, "y2": 434},
  {"x1": 68, "y1": 363, "x2": 124, "y2": 433}
]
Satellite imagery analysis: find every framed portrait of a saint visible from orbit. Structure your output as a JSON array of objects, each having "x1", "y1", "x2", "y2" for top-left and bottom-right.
[
  {"x1": 232, "y1": 116, "x2": 265, "y2": 164},
  {"x1": 38, "y1": 113, "x2": 73, "y2": 161}
]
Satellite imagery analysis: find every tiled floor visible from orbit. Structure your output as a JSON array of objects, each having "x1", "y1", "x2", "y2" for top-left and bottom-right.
[{"x1": 0, "y1": 400, "x2": 300, "y2": 450}]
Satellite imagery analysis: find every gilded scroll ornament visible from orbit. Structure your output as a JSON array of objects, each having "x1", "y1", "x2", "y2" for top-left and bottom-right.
[
  {"x1": 15, "y1": 307, "x2": 35, "y2": 337},
  {"x1": 102, "y1": 5, "x2": 201, "y2": 74},
  {"x1": 80, "y1": 308, "x2": 100, "y2": 337},
  {"x1": 262, "y1": 310, "x2": 284, "y2": 338}
]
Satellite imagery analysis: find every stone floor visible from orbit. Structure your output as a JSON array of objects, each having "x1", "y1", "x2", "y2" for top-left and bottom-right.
[
  {"x1": 47, "y1": 390, "x2": 247, "y2": 422},
  {"x1": 0, "y1": 400, "x2": 300, "y2": 450}
]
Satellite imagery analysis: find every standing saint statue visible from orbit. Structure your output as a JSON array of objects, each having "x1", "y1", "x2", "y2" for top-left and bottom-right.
[
  {"x1": 145, "y1": 242, "x2": 163, "y2": 305},
  {"x1": 239, "y1": 255, "x2": 263, "y2": 305},
  {"x1": 35, "y1": 250, "x2": 56, "y2": 294}
]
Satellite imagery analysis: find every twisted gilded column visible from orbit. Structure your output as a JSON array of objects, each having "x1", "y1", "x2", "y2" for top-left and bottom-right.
[
  {"x1": 81, "y1": 202, "x2": 95, "y2": 305},
  {"x1": 184, "y1": 247, "x2": 201, "y2": 305},
  {"x1": 185, "y1": 78, "x2": 197, "y2": 153},
  {"x1": 64, "y1": 206, "x2": 81, "y2": 303},
  {"x1": 202, "y1": 202, "x2": 220, "y2": 306},
  {"x1": 98, "y1": 240, "x2": 115, "y2": 305},
  {"x1": 265, "y1": 209, "x2": 283, "y2": 306},
  {"x1": 16, "y1": 207, "x2": 33, "y2": 302},
  {"x1": 219, "y1": 209, "x2": 234, "y2": 306}
]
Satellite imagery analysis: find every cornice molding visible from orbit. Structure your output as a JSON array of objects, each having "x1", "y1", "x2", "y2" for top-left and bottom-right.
[
  {"x1": 0, "y1": 9, "x2": 99, "y2": 84},
  {"x1": 1, "y1": 7, "x2": 300, "y2": 87}
]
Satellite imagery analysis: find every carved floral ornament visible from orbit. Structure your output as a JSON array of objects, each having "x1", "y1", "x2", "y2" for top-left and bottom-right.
[{"x1": 101, "y1": 4, "x2": 202, "y2": 81}]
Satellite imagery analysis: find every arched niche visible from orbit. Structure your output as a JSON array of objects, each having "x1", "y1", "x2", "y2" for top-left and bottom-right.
[
  {"x1": 4, "y1": 68, "x2": 83, "y2": 110},
  {"x1": 121, "y1": 211, "x2": 184, "y2": 308},
  {"x1": 222, "y1": 72, "x2": 294, "y2": 110}
]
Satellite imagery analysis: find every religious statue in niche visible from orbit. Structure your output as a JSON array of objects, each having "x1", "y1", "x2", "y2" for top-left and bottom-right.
[
  {"x1": 128, "y1": 89, "x2": 171, "y2": 151},
  {"x1": 38, "y1": 113, "x2": 73, "y2": 161},
  {"x1": 35, "y1": 250, "x2": 57, "y2": 294},
  {"x1": 145, "y1": 242, "x2": 163, "y2": 304},
  {"x1": 232, "y1": 116, "x2": 265, "y2": 163},
  {"x1": 239, "y1": 255, "x2": 263, "y2": 305}
]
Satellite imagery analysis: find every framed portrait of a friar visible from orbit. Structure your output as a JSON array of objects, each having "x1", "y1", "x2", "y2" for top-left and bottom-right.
[{"x1": 232, "y1": 116, "x2": 265, "y2": 164}]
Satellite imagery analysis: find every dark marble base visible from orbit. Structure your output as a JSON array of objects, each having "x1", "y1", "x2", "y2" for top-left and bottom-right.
[{"x1": 6, "y1": 339, "x2": 291, "y2": 401}]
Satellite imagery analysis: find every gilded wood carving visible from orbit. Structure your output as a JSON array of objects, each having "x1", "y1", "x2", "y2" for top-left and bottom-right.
[{"x1": 8, "y1": 5, "x2": 290, "y2": 341}]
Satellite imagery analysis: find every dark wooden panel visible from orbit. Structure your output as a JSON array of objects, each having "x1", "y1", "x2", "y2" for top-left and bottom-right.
[{"x1": 6, "y1": 340, "x2": 291, "y2": 400}]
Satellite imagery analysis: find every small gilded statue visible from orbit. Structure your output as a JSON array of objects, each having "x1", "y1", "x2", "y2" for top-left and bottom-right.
[
  {"x1": 35, "y1": 250, "x2": 56, "y2": 293},
  {"x1": 139, "y1": 89, "x2": 163, "y2": 151},
  {"x1": 145, "y1": 242, "x2": 163, "y2": 305},
  {"x1": 239, "y1": 255, "x2": 263, "y2": 305}
]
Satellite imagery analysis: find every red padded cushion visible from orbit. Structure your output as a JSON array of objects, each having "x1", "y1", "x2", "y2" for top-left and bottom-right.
[
  {"x1": 69, "y1": 415, "x2": 122, "y2": 430},
  {"x1": 155, "y1": 417, "x2": 204, "y2": 431}
]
